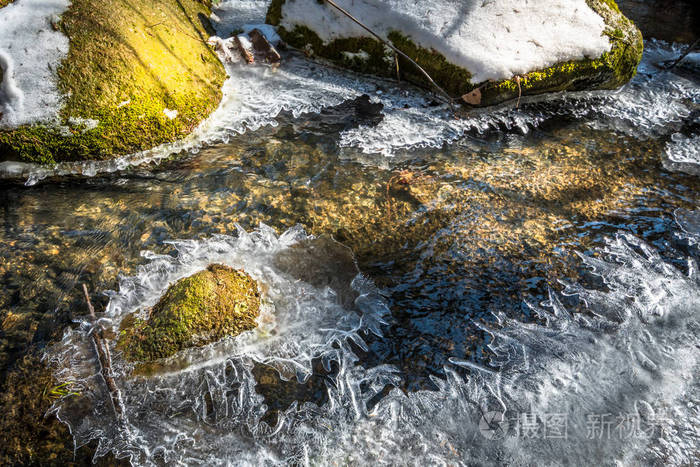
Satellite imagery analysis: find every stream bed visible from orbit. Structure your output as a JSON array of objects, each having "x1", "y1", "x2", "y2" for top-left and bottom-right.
[{"x1": 1, "y1": 1, "x2": 699, "y2": 465}]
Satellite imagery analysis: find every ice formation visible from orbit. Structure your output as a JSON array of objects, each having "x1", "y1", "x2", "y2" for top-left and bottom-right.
[
  {"x1": 278, "y1": 0, "x2": 612, "y2": 82},
  {"x1": 0, "y1": 0, "x2": 70, "y2": 127},
  {"x1": 1, "y1": 4, "x2": 697, "y2": 183},
  {"x1": 664, "y1": 133, "x2": 700, "y2": 176},
  {"x1": 45, "y1": 215, "x2": 700, "y2": 465}
]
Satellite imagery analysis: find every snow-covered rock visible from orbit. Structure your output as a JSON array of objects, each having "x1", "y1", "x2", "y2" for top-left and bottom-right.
[
  {"x1": 0, "y1": 0, "x2": 69, "y2": 128},
  {"x1": 267, "y1": 0, "x2": 644, "y2": 106},
  {"x1": 0, "y1": 0, "x2": 226, "y2": 164}
]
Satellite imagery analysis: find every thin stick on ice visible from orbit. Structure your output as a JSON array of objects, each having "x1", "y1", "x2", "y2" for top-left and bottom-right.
[
  {"x1": 323, "y1": 0, "x2": 455, "y2": 104},
  {"x1": 82, "y1": 284, "x2": 128, "y2": 429}
]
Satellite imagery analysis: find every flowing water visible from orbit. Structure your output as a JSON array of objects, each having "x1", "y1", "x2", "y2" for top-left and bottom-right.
[{"x1": 1, "y1": 1, "x2": 699, "y2": 465}]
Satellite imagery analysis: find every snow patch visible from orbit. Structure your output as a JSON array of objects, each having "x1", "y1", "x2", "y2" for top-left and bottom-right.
[
  {"x1": 278, "y1": 0, "x2": 612, "y2": 83},
  {"x1": 342, "y1": 50, "x2": 371, "y2": 62},
  {"x1": 163, "y1": 108, "x2": 178, "y2": 120},
  {"x1": 242, "y1": 23, "x2": 280, "y2": 45},
  {"x1": 0, "y1": 0, "x2": 71, "y2": 128},
  {"x1": 67, "y1": 117, "x2": 99, "y2": 130}
]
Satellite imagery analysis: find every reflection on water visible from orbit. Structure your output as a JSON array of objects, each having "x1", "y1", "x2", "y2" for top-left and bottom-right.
[
  {"x1": 2, "y1": 120, "x2": 697, "y2": 376},
  {"x1": 1, "y1": 111, "x2": 698, "y2": 462},
  {"x1": 0, "y1": 29, "x2": 699, "y2": 465}
]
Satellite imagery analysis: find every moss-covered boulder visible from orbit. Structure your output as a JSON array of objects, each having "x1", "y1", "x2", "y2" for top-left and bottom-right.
[
  {"x1": 0, "y1": 0, "x2": 226, "y2": 164},
  {"x1": 267, "y1": 0, "x2": 643, "y2": 107},
  {"x1": 117, "y1": 264, "x2": 260, "y2": 362}
]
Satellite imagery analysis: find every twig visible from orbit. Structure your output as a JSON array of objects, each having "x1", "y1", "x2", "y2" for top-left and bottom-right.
[
  {"x1": 665, "y1": 38, "x2": 700, "y2": 71},
  {"x1": 82, "y1": 284, "x2": 128, "y2": 426},
  {"x1": 323, "y1": 0, "x2": 455, "y2": 106},
  {"x1": 394, "y1": 53, "x2": 401, "y2": 83},
  {"x1": 515, "y1": 76, "x2": 522, "y2": 109}
]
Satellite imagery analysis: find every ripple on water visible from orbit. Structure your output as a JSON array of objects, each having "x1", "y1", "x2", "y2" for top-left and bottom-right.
[
  {"x1": 1, "y1": 25, "x2": 698, "y2": 184},
  {"x1": 46, "y1": 225, "x2": 390, "y2": 463},
  {"x1": 44, "y1": 214, "x2": 700, "y2": 465}
]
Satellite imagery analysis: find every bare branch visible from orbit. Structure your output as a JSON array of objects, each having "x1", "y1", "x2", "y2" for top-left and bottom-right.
[
  {"x1": 323, "y1": 0, "x2": 455, "y2": 105},
  {"x1": 82, "y1": 284, "x2": 128, "y2": 427}
]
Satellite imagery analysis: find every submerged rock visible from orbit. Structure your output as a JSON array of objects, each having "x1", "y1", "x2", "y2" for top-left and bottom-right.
[
  {"x1": 273, "y1": 236, "x2": 359, "y2": 308},
  {"x1": 267, "y1": 0, "x2": 643, "y2": 106},
  {"x1": 117, "y1": 264, "x2": 260, "y2": 362},
  {"x1": 0, "y1": 352, "x2": 93, "y2": 464},
  {"x1": 0, "y1": 0, "x2": 226, "y2": 164}
]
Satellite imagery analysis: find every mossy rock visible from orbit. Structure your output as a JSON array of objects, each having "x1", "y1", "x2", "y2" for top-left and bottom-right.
[
  {"x1": 0, "y1": 0, "x2": 226, "y2": 164},
  {"x1": 267, "y1": 0, "x2": 643, "y2": 107},
  {"x1": 117, "y1": 264, "x2": 261, "y2": 362},
  {"x1": 480, "y1": 0, "x2": 644, "y2": 106}
]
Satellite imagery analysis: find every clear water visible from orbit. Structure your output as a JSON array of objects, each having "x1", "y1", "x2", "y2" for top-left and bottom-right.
[{"x1": 1, "y1": 1, "x2": 699, "y2": 465}]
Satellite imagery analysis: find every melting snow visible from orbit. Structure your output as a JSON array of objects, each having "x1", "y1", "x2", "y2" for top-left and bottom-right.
[
  {"x1": 0, "y1": 0, "x2": 70, "y2": 127},
  {"x1": 278, "y1": 0, "x2": 612, "y2": 82},
  {"x1": 1, "y1": 4, "x2": 697, "y2": 185}
]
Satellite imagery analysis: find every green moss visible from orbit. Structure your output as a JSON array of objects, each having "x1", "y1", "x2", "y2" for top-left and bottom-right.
[
  {"x1": 595, "y1": 0, "x2": 622, "y2": 13},
  {"x1": 590, "y1": 0, "x2": 644, "y2": 83},
  {"x1": 0, "y1": 0, "x2": 14, "y2": 9},
  {"x1": 117, "y1": 264, "x2": 260, "y2": 363},
  {"x1": 267, "y1": 0, "x2": 642, "y2": 107},
  {"x1": 0, "y1": 0, "x2": 226, "y2": 164},
  {"x1": 265, "y1": 0, "x2": 284, "y2": 26},
  {"x1": 388, "y1": 32, "x2": 473, "y2": 97}
]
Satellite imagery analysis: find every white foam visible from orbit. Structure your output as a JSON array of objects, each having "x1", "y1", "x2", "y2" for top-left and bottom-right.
[
  {"x1": 0, "y1": 0, "x2": 70, "y2": 127},
  {"x1": 279, "y1": 0, "x2": 611, "y2": 83}
]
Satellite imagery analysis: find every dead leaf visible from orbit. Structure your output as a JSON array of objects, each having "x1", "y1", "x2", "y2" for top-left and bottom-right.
[{"x1": 462, "y1": 87, "x2": 482, "y2": 106}]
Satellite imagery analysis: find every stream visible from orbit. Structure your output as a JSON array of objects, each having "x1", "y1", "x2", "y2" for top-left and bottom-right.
[{"x1": 1, "y1": 0, "x2": 699, "y2": 465}]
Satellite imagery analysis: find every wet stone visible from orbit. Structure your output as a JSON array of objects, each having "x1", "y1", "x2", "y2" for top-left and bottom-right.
[{"x1": 117, "y1": 264, "x2": 261, "y2": 363}]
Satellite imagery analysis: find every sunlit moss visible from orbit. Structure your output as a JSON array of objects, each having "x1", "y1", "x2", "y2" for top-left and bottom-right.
[
  {"x1": 267, "y1": 0, "x2": 642, "y2": 106},
  {"x1": 0, "y1": 0, "x2": 226, "y2": 164},
  {"x1": 117, "y1": 264, "x2": 261, "y2": 362}
]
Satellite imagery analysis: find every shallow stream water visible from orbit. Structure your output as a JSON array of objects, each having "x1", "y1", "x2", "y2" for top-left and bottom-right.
[{"x1": 1, "y1": 1, "x2": 699, "y2": 465}]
